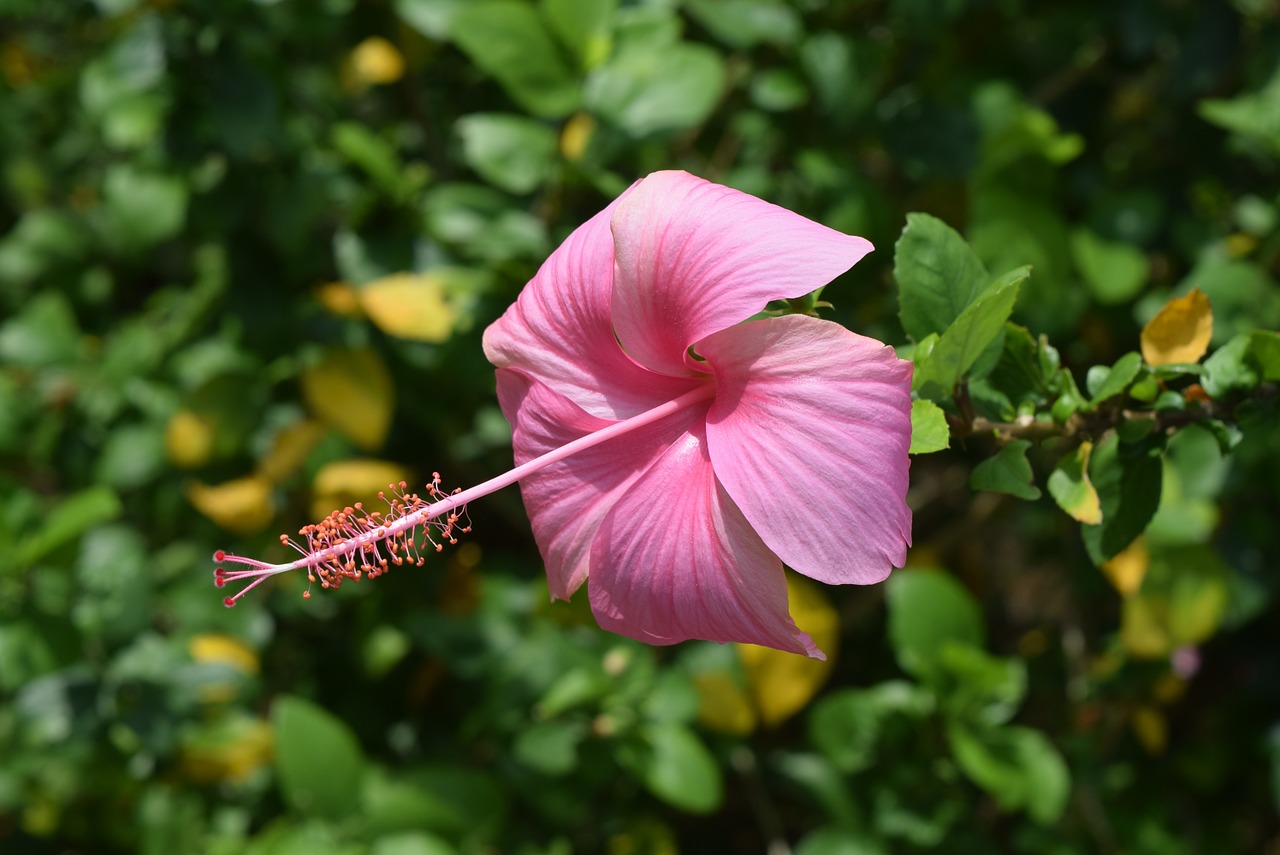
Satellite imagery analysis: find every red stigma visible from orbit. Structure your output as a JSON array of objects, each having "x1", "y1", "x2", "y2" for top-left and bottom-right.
[
  {"x1": 213, "y1": 550, "x2": 227, "y2": 562},
  {"x1": 223, "y1": 596, "x2": 236, "y2": 608}
]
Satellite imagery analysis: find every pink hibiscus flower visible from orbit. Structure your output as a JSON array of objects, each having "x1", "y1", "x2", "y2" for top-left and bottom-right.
[
  {"x1": 483, "y1": 170, "x2": 912, "y2": 659},
  {"x1": 213, "y1": 170, "x2": 912, "y2": 660}
]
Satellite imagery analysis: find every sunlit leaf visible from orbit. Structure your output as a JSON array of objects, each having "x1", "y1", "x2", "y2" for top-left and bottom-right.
[
  {"x1": 739, "y1": 573, "x2": 838, "y2": 727},
  {"x1": 885, "y1": 569, "x2": 983, "y2": 682},
  {"x1": 912, "y1": 265, "x2": 1027, "y2": 397},
  {"x1": 348, "y1": 36, "x2": 405, "y2": 86},
  {"x1": 621, "y1": 723, "x2": 723, "y2": 814},
  {"x1": 256, "y1": 420, "x2": 327, "y2": 484},
  {"x1": 909, "y1": 398, "x2": 949, "y2": 454},
  {"x1": 165, "y1": 408, "x2": 217, "y2": 469},
  {"x1": 895, "y1": 212, "x2": 991, "y2": 341},
  {"x1": 1048, "y1": 441, "x2": 1102, "y2": 524},
  {"x1": 310, "y1": 458, "x2": 415, "y2": 522},
  {"x1": 1100, "y1": 535, "x2": 1148, "y2": 596},
  {"x1": 301, "y1": 347, "x2": 394, "y2": 449},
  {"x1": 359, "y1": 272, "x2": 458, "y2": 343},
  {"x1": 189, "y1": 633, "x2": 260, "y2": 675},
  {"x1": 1141, "y1": 287, "x2": 1213, "y2": 366},
  {"x1": 449, "y1": 1, "x2": 580, "y2": 118},
  {"x1": 186, "y1": 476, "x2": 275, "y2": 535}
]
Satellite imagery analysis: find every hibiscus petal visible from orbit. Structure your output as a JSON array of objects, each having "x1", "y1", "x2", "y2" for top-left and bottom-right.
[
  {"x1": 700, "y1": 314, "x2": 912, "y2": 585},
  {"x1": 588, "y1": 420, "x2": 824, "y2": 659},
  {"x1": 483, "y1": 195, "x2": 690, "y2": 419},
  {"x1": 609, "y1": 170, "x2": 874, "y2": 377},
  {"x1": 495, "y1": 368, "x2": 700, "y2": 600}
]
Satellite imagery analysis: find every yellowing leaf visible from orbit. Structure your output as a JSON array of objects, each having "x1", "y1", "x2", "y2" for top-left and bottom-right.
[
  {"x1": 301, "y1": 347, "x2": 394, "y2": 449},
  {"x1": 189, "y1": 633, "x2": 260, "y2": 674},
  {"x1": 166, "y1": 409, "x2": 216, "y2": 469},
  {"x1": 560, "y1": 113, "x2": 596, "y2": 161},
  {"x1": 1130, "y1": 704, "x2": 1167, "y2": 754},
  {"x1": 310, "y1": 458, "x2": 414, "y2": 522},
  {"x1": 739, "y1": 573, "x2": 838, "y2": 728},
  {"x1": 186, "y1": 476, "x2": 275, "y2": 535},
  {"x1": 1101, "y1": 535, "x2": 1148, "y2": 596},
  {"x1": 348, "y1": 36, "x2": 405, "y2": 85},
  {"x1": 358, "y1": 272, "x2": 458, "y2": 343},
  {"x1": 315, "y1": 281, "x2": 363, "y2": 317},
  {"x1": 256, "y1": 420, "x2": 326, "y2": 483},
  {"x1": 1141, "y1": 287, "x2": 1213, "y2": 366},
  {"x1": 693, "y1": 672, "x2": 757, "y2": 736},
  {"x1": 1048, "y1": 441, "x2": 1102, "y2": 524},
  {"x1": 180, "y1": 715, "x2": 274, "y2": 783}
]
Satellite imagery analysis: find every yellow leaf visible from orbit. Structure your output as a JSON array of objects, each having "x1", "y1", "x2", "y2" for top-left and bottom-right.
[
  {"x1": 560, "y1": 113, "x2": 596, "y2": 162},
  {"x1": 358, "y1": 272, "x2": 458, "y2": 343},
  {"x1": 1121, "y1": 592, "x2": 1172, "y2": 659},
  {"x1": 739, "y1": 573, "x2": 838, "y2": 728},
  {"x1": 310, "y1": 458, "x2": 414, "y2": 522},
  {"x1": 186, "y1": 476, "x2": 275, "y2": 535},
  {"x1": 1101, "y1": 535, "x2": 1149, "y2": 596},
  {"x1": 315, "y1": 281, "x2": 363, "y2": 317},
  {"x1": 180, "y1": 715, "x2": 274, "y2": 783},
  {"x1": 1131, "y1": 704, "x2": 1167, "y2": 754},
  {"x1": 256, "y1": 419, "x2": 326, "y2": 483},
  {"x1": 348, "y1": 36, "x2": 404, "y2": 85},
  {"x1": 301, "y1": 347, "x2": 394, "y2": 449},
  {"x1": 693, "y1": 671, "x2": 757, "y2": 736},
  {"x1": 1049, "y1": 441, "x2": 1102, "y2": 524},
  {"x1": 166, "y1": 409, "x2": 216, "y2": 469},
  {"x1": 1140, "y1": 287, "x2": 1213, "y2": 366},
  {"x1": 189, "y1": 634, "x2": 260, "y2": 675}
]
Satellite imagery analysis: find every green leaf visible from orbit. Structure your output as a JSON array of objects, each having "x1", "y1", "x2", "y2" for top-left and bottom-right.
[
  {"x1": 809, "y1": 683, "x2": 932, "y2": 773},
  {"x1": 621, "y1": 723, "x2": 723, "y2": 814},
  {"x1": 1121, "y1": 544, "x2": 1230, "y2": 658},
  {"x1": 456, "y1": 113, "x2": 558, "y2": 194},
  {"x1": 937, "y1": 646, "x2": 1027, "y2": 727},
  {"x1": 1088, "y1": 351, "x2": 1143, "y2": 405},
  {"x1": 1198, "y1": 68, "x2": 1280, "y2": 156},
  {"x1": 794, "y1": 827, "x2": 889, "y2": 855},
  {"x1": 1202, "y1": 333, "x2": 1258, "y2": 398},
  {"x1": 0, "y1": 290, "x2": 82, "y2": 368},
  {"x1": 1082, "y1": 431, "x2": 1163, "y2": 564},
  {"x1": 449, "y1": 1, "x2": 580, "y2": 118},
  {"x1": 909, "y1": 399, "x2": 950, "y2": 454},
  {"x1": 948, "y1": 723, "x2": 1071, "y2": 824},
  {"x1": 585, "y1": 41, "x2": 726, "y2": 136},
  {"x1": 512, "y1": 719, "x2": 585, "y2": 776},
  {"x1": 970, "y1": 439, "x2": 1041, "y2": 501},
  {"x1": 682, "y1": 0, "x2": 802, "y2": 49},
  {"x1": 1047, "y1": 442, "x2": 1102, "y2": 524},
  {"x1": 912, "y1": 265, "x2": 1027, "y2": 397},
  {"x1": 1250, "y1": 330, "x2": 1280, "y2": 380},
  {"x1": 542, "y1": 0, "x2": 617, "y2": 68},
  {"x1": 394, "y1": 0, "x2": 467, "y2": 39},
  {"x1": 273, "y1": 695, "x2": 368, "y2": 819},
  {"x1": 331, "y1": 122, "x2": 410, "y2": 200},
  {"x1": 1070, "y1": 228, "x2": 1147, "y2": 305},
  {"x1": 14, "y1": 485, "x2": 123, "y2": 568},
  {"x1": 885, "y1": 569, "x2": 984, "y2": 681},
  {"x1": 100, "y1": 164, "x2": 188, "y2": 252},
  {"x1": 895, "y1": 212, "x2": 991, "y2": 341}
]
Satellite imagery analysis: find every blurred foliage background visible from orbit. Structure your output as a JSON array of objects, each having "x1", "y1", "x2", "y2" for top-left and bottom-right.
[{"x1": 2, "y1": 0, "x2": 1280, "y2": 852}]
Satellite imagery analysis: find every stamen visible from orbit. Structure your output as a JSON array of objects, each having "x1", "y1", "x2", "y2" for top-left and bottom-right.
[
  {"x1": 214, "y1": 473, "x2": 471, "y2": 607},
  {"x1": 212, "y1": 383, "x2": 716, "y2": 607}
]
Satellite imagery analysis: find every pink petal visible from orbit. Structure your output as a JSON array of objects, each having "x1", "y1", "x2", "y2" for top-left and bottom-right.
[
  {"x1": 483, "y1": 195, "x2": 691, "y2": 419},
  {"x1": 588, "y1": 420, "x2": 824, "y2": 659},
  {"x1": 700, "y1": 315, "x2": 913, "y2": 585},
  {"x1": 609, "y1": 170, "x2": 874, "y2": 378},
  {"x1": 495, "y1": 368, "x2": 701, "y2": 600}
]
